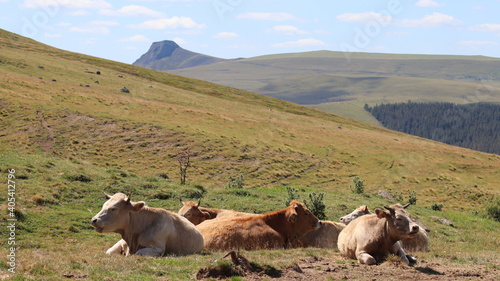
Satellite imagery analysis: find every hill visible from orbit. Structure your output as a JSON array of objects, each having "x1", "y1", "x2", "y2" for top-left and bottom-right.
[
  {"x1": 0, "y1": 29, "x2": 499, "y2": 280},
  {"x1": 133, "y1": 40, "x2": 225, "y2": 70},
  {"x1": 163, "y1": 49, "x2": 500, "y2": 124}
]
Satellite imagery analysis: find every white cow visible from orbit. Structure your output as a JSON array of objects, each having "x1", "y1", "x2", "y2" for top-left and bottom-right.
[
  {"x1": 337, "y1": 203, "x2": 419, "y2": 265},
  {"x1": 91, "y1": 193, "x2": 204, "y2": 256}
]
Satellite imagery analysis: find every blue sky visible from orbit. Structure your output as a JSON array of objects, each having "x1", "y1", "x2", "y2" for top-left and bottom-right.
[{"x1": 2, "y1": 0, "x2": 500, "y2": 64}]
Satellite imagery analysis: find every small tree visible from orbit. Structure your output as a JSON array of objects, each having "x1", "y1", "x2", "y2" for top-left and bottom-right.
[
  {"x1": 351, "y1": 176, "x2": 365, "y2": 194},
  {"x1": 177, "y1": 149, "x2": 191, "y2": 185},
  {"x1": 304, "y1": 192, "x2": 327, "y2": 220},
  {"x1": 408, "y1": 190, "x2": 418, "y2": 205}
]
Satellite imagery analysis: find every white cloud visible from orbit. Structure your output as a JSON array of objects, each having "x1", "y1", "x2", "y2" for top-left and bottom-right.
[
  {"x1": 23, "y1": 0, "x2": 112, "y2": 9},
  {"x1": 118, "y1": 35, "x2": 151, "y2": 42},
  {"x1": 398, "y1": 13, "x2": 461, "y2": 27},
  {"x1": 415, "y1": 0, "x2": 444, "y2": 7},
  {"x1": 70, "y1": 26, "x2": 110, "y2": 34},
  {"x1": 129, "y1": 17, "x2": 205, "y2": 29},
  {"x1": 269, "y1": 25, "x2": 306, "y2": 35},
  {"x1": 172, "y1": 37, "x2": 186, "y2": 45},
  {"x1": 89, "y1": 20, "x2": 119, "y2": 26},
  {"x1": 459, "y1": 40, "x2": 498, "y2": 46},
  {"x1": 469, "y1": 24, "x2": 500, "y2": 33},
  {"x1": 272, "y1": 38, "x2": 327, "y2": 48},
  {"x1": 336, "y1": 12, "x2": 391, "y2": 23},
  {"x1": 213, "y1": 32, "x2": 238, "y2": 39},
  {"x1": 44, "y1": 32, "x2": 62, "y2": 38},
  {"x1": 99, "y1": 5, "x2": 164, "y2": 18},
  {"x1": 236, "y1": 12, "x2": 295, "y2": 21}
]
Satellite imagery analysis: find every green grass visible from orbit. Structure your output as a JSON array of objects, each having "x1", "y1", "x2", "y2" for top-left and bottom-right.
[{"x1": 0, "y1": 28, "x2": 499, "y2": 279}]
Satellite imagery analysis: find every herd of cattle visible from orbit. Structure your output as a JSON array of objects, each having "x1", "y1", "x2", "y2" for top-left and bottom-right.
[{"x1": 91, "y1": 192, "x2": 430, "y2": 265}]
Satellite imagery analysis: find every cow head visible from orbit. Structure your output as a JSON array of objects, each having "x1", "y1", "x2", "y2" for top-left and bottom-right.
[
  {"x1": 286, "y1": 200, "x2": 321, "y2": 234},
  {"x1": 375, "y1": 203, "x2": 419, "y2": 239},
  {"x1": 340, "y1": 205, "x2": 371, "y2": 224},
  {"x1": 91, "y1": 193, "x2": 145, "y2": 233},
  {"x1": 178, "y1": 198, "x2": 211, "y2": 225}
]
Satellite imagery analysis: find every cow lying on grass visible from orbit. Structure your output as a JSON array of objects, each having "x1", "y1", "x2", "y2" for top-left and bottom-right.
[
  {"x1": 337, "y1": 203, "x2": 419, "y2": 265},
  {"x1": 91, "y1": 193, "x2": 204, "y2": 256},
  {"x1": 196, "y1": 200, "x2": 321, "y2": 251},
  {"x1": 340, "y1": 205, "x2": 429, "y2": 252},
  {"x1": 178, "y1": 199, "x2": 252, "y2": 225}
]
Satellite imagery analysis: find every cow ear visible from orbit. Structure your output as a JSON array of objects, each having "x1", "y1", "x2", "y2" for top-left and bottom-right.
[
  {"x1": 287, "y1": 204, "x2": 299, "y2": 223},
  {"x1": 131, "y1": 201, "x2": 145, "y2": 212},
  {"x1": 375, "y1": 208, "x2": 386, "y2": 219},
  {"x1": 203, "y1": 212, "x2": 211, "y2": 219},
  {"x1": 360, "y1": 205, "x2": 368, "y2": 212}
]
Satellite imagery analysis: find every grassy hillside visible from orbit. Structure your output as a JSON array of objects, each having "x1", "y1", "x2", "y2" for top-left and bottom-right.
[
  {"x1": 170, "y1": 50, "x2": 500, "y2": 124},
  {"x1": 0, "y1": 29, "x2": 499, "y2": 280}
]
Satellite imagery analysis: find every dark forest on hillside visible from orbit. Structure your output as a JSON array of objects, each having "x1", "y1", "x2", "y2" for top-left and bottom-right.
[{"x1": 365, "y1": 102, "x2": 500, "y2": 154}]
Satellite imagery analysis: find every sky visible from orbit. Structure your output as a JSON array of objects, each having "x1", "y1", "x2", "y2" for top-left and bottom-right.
[{"x1": 2, "y1": 0, "x2": 500, "y2": 64}]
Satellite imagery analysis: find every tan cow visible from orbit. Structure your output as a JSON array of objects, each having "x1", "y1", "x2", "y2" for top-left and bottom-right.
[
  {"x1": 196, "y1": 200, "x2": 321, "y2": 251},
  {"x1": 340, "y1": 205, "x2": 429, "y2": 252},
  {"x1": 337, "y1": 203, "x2": 419, "y2": 265},
  {"x1": 178, "y1": 199, "x2": 254, "y2": 225},
  {"x1": 291, "y1": 220, "x2": 346, "y2": 248},
  {"x1": 91, "y1": 193, "x2": 204, "y2": 256}
]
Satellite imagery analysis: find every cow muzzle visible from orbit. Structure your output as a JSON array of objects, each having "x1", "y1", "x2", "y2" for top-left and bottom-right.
[
  {"x1": 315, "y1": 220, "x2": 322, "y2": 229},
  {"x1": 91, "y1": 218, "x2": 104, "y2": 233},
  {"x1": 408, "y1": 225, "x2": 419, "y2": 236}
]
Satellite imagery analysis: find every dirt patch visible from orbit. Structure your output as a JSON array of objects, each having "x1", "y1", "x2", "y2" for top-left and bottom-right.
[{"x1": 197, "y1": 254, "x2": 498, "y2": 281}]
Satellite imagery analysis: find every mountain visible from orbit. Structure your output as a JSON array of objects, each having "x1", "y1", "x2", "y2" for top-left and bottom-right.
[{"x1": 133, "y1": 40, "x2": 225, "y2": 70}]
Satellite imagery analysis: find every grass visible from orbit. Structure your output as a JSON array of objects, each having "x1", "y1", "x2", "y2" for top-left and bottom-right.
[{"x1": 0, "y1": 28, "x2": 499, "y2": 279}]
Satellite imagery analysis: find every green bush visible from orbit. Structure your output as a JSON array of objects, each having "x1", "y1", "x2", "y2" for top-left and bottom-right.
[
  {"x1": 285, "y1": 185, "x2": 299, "y2": 207},
  {"x1": 227, "y1": 174, "x2": 244, "y2": 189},
  {"x1": 304, "y1": 192, "x2": 327, "y2": 220},
  {"x1": 485, "y1": 197, "x2": 500, "y2": 222},
  {"x1": 351, "y1": 176, "x2": 365, "y2": 194},
  {"x1": 408, "y1": 190, "x2": 418, "y2": 205},
  {"x1": 430, "y1": 203, "x2": 444, "y2": 211}
]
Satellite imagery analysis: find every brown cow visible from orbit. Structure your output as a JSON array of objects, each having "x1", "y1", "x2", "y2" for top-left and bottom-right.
[
  {"x1": 91, "y1": 193, "x2": 204, "y2": 256},
  {"x1": 196, "y1": 200, "x2": 321, "y2": 251},
  {"x1": 337, "y1": 204, "x2": 419, "y2": 265},
  {"x1": 178, "y1": 199, "x2": 253, "y2": 225},
  {"x1": 292, "y1": 220, "x2": 345, "y2": 248},
  {"x1": 340, "y1": 205, "x2": 429, "y2": 252}
]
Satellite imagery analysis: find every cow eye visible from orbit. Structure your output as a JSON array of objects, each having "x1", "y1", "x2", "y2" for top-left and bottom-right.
[{"x1": 109, "y1": 208, "x2": 117, "y2": 212}]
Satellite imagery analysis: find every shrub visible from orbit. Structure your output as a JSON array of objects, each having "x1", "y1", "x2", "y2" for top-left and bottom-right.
[
  {"x1": 408, "y1": 190, "x2": 418, "y2": 205},
  {"x1": 431, "y1": 203, "x2": 444, "y2": 211},
  {"x1": 351, "y1": 176, "x2": 365, "y2": 194},
  {"x1": 285, "y1": 185, "x2": 299, "y2": 207},
  {"x1": 485, "y1": 197, "x2": 500, "y2": 222},
  {"x1": 227, "y1": 174, "x2": 244, "y2": 189},
  {"x1": 304, "y1": 192, "x2": 327, "y2": 220}
]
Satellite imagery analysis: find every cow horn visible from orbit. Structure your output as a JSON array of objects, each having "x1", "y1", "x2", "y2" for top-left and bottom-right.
[
  {"x1": 384, "y1": 206, "x2": 394, "y2": 212},
  {"x1": 179, "y1": 197, "x2": 184, "y2": 205},
  {"x1": 197, "y1": 198, "x2": 201, "y2": 207},
  {"x1": 402, "y1": 203, "x2": 411, "y2": 209},
  {"x1": 103, "y1": 192, "x2": 112, "y2": 199},
  {"x1": 126, "y1": 193, "x2": 132, "y2": 203}
]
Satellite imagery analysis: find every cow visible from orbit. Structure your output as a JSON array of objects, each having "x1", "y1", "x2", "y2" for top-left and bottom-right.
[
  {"x1": 90, "y1": 192, "x2": 204, "y2": 256},
  {"x1": 178, "y1": 199, "x2": 253, "y2": 225},
  {"x1": 291, "y1": 220, "x2": 345, "y2": 248},
  {"x1": 196, "y1": 200, "x2": 321, "y2": 251},
  {"x1": 337, "y1": 203, "x2": 420, "y2": 265},
  {"x1": 340, "y1": 205, "x2": 430, "y2": 252},
  {"x1": 340, "y1": 205, "x2": 371, "y2": 225}
]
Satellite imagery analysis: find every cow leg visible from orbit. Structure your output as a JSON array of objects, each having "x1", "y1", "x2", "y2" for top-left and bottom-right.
[
  {"x1": 391, "y1": 242, "x2": 411, "y2": 265},
  {"x1": 135, "y1": 247, "x2": 164, "y2": 257},
  {"x1": 106, "y1": 239, "x2": 128, "y2": 255},
  {"x1": 356, "y1": 250, "x2": 377, "y2": 265}
]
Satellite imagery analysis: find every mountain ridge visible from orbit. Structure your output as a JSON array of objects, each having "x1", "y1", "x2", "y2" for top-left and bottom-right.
[{"x1": 133, "y1": 40, "x2": 225, "y2": 70}]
